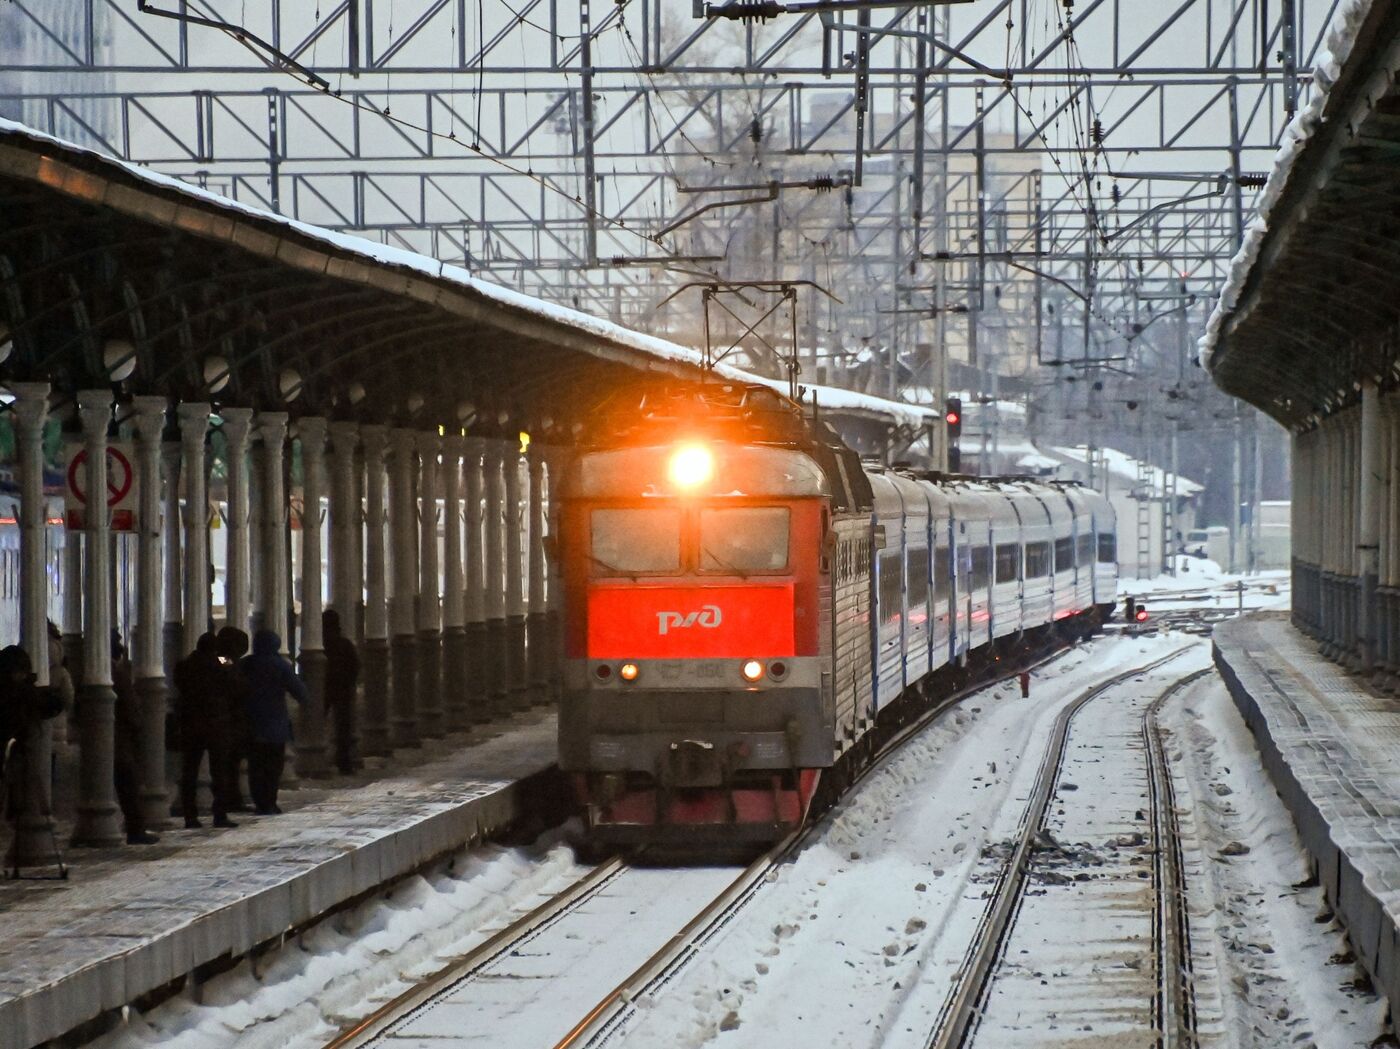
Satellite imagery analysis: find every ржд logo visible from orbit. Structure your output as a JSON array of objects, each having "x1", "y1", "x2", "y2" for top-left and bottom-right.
[{"x1": 655, "y1": 605, "x2": 723, "y2": 635}]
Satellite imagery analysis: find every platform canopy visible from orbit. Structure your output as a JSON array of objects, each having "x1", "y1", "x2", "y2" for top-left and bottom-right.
[
  {"x1": 0, "y1": 120, "x2": 932, "y2": 438},
  {"x1": 1201, "y1": 0, "x2": 1400, "y2": 430}
]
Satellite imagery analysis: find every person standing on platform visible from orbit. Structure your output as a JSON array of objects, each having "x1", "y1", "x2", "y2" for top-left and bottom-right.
[
  {"x1": 321, "y1": 609, "x2": 360, "y2": 775},
  {"x1": 173, "y1": 633, "x2": 237, "y2": 829},
  {"x1": 216, "y1": 627, "x2": 252, "y2": 811},
  {"x1": 239, "y1": 629, "x2": 307, "y2": 815},
  {"x1": 0, "y1": 646, "x2": 63, "y2": 831},
  {"x1": 111, "y1": 631, "x2": 158, "y2": 845}
]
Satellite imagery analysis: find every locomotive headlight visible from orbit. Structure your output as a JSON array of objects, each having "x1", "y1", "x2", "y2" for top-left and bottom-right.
[
  {"x1": 741, "y1": 659, "x2": 765, "y2": 682},
  {"x1": 619, "y1": 662, "x2": 640, "y2": 682},
  {"x1": 668, "y1": 443, "x2": 714, "y2": 489}
]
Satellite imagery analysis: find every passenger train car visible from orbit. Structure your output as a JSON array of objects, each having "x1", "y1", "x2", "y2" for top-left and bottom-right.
[{"x1": 557, "y1": 383, "x2": 1118, "y2": 847}]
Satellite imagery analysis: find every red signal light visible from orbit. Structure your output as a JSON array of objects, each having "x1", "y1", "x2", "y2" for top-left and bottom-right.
[
  {"x1": 1135, "y1": 607, "x2": 1149, "y2": 622},
  {"x1": 945, "y1": 410, "x2": 960, "y2": 426}
]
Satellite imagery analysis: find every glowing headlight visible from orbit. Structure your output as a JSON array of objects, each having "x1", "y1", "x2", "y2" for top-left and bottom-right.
[
  {"x1": 668, "y1": 443, "x2": 714, "y2": 489},
  {"x1": 619, "y1": 662, "x2": 640, "y2": 682},
  {"x1": 741, "y1": 659, "x2": 765, "y2": 682}
]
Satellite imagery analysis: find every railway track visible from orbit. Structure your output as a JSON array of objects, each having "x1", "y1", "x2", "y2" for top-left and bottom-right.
[
  {"x1": 925, "y1": 647, "x2": 1208, "y2": 1049},
  {"x1": 322, "y1": 642, "x2": 1086, "y2": 1049}
]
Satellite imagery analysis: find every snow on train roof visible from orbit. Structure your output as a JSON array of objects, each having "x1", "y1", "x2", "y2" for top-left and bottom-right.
[
  {"x1": 0, "y1": 117, "x2": 934, "y2": 431},
  {"x1": 1197, "y1": 0, "x2": 1373, "y2": 368}
]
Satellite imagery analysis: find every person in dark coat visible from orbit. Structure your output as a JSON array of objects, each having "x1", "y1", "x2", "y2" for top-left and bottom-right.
[
  {"x1": 173, "y1": 633, "x2": 238, "y2": 829},
  {"x1": 0, "y1": 646, "x2": 63, "y2": 821},
  {"x1": 239, "y1": 629, "x2": 307, "y2": 815},
  {"x1": 111, "y1": 631, "x2": 158, "y2": 845},
  {"x1": 322, "y1": 609, "x2": 361, "y2": 775},
  {"x1": 216, "y1": 627, "x2": 252, "y2": 811}
]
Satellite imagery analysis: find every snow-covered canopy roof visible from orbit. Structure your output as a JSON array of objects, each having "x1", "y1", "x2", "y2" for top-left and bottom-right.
[
  {"x1": 1199, "y1": 0, "x2": 1398, "y2": 429},
  {"x1": 0, "y1": 118, "x2": 932, "y2": 433}
]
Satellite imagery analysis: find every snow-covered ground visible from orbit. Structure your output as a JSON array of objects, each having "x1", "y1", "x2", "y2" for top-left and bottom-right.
[
  {"x1": 608, "y1": 635, "x2": 1196, "y2": 1048},
  {"x1": 91, "y1": 839, "x2": 592, "y2": 1049},
  {"x1": 95, "y1": 574, "x2": 1385, "y2": 1049}
]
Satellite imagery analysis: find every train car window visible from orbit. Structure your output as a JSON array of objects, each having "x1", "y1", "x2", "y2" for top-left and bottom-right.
[
  {"x1": 907, "y1": 547, "x2": 930, "y2": 610},
  {"x1": 1097, "y1": 532, "x2": 1117, "y2": 564},
  {"x1": 1055, "y1": 537, "x2": 1074, "y2": 571},
  {"x1": 699, "y1": 507, "x2": 790, "y2": 572},
  {"x1": 878, "y1": 554, "x2": 902, "y2": 623},
  {"x1": 590, "y1": 508, "x2": 682, "y2": 574},
  {"x1": 970, "y1": 546, "x2": 991, "y2": 590},
  {"x1": 995, "y1": 543, "x2": 1019, "y2": 584},
  {"x1": 1078, "y1": 532, "x2": 1095, "y2": 565},
  {"x1": 934, "y1": 546, "x2": 950, "y2": 601},
  {"x1": 1025, "y1": 541, "x2": 1051, "y2": 578}
]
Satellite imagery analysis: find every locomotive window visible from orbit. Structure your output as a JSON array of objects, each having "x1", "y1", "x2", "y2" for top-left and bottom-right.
[
  {"x1": 1097, "y1": 532, "x2": 1117, "y2": 564},
  {"x1": 934, "y1": 546, "x2": 950, "y2": 602},
  {"x1": 590, "y1": 508, "x2": 682, "y2": 574},
  {"x1": 995, "y1": 543, "x2": 1020, "y2": 584},
  {"x1": 907, "y1": 548, "x2": 930, "y2": 611},
  {"x1": 1025, "y1": 541, "x2": 1051, "y2": 578},
  {"x1": 699, "y1": 507, "x2": 789, "y2": 573},
  {"x1": 1055, "y1": 537, "x2": 1074, "y2": 571}
]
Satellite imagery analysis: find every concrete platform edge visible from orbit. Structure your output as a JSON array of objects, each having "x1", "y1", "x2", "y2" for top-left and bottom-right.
[
  {"x1": 1212, "y1": 632, "x2": 1400, "y2": 1014},
  {"x1": 0, "y1": 766, "x2": 557, "y2": 1049}
]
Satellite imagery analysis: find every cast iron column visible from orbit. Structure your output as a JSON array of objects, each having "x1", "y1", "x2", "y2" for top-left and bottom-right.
[
  {"x1": 178, "y1": 403, "x2": 211, "y2": 655},
  {"x1": 11, "y1": 383, "x2": 56, "y2": 862},
  {"x1": 483, "y1": 439, "x2": 508, "y2": 717},
  {"x1": 526, "y1": 443, "x2": 548, "y2": 706},
  {"x1": 504, "y1": 441, "x2": 528, "y2": 710},
  {"x1": 256, "y1": 413, "x2": 290, "y2": 652},
  {"x1": 295, "y1": 418, "x2": 330, "y2": 777},
  {"x1": 71, "y1": 390, "x2": 123, "y2": 846},
  {"x1": 463, "y1": 437, "x2": 488, "y2": 724},
  {"x1": 416, "y1": 431, "x2": 444, "y2": 738},
  {"x1": 389, "y1": 428, "x2": 420, "y2": 747},
  {"x1": 131, "y1": 396, "x2": 171, "y2": 829},
  {"x1": 222, "y1": 407, "x2": 253, "y2": 635},
  {"x1": 441, "y1": 436, "x2": 468, "y2": 730},
  {"x1": 360, "y1": 425, "x2": 391, "y2": 757}
]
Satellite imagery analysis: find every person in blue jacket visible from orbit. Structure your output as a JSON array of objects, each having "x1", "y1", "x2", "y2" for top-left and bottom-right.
[{"x1": 238, "y1": 630, "x2": 307, "y2": 815}]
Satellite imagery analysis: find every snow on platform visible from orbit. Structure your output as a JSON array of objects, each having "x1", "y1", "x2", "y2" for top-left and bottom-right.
[
  {"x1": 0, "y1": 711, "x2": 558, "y2": 1049},
  {"x1": 1214, "y1": 614, "x2": 1400, "y2": 1013}
]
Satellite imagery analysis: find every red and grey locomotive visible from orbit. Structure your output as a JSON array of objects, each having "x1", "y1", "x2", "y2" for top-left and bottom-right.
[{"x1": 557, "y1": 382, "x2": 1117, "y2": 846}]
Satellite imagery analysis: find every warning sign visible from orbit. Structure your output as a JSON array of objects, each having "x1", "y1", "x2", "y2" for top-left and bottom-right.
[{"x1": 65, "y1": 441, "x2": 137, "y2": 531}]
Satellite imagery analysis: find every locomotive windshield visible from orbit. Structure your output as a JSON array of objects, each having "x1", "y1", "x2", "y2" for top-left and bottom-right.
[
  {"x1": 699, "y1": 507, "x2": 790, "y2": 573},
  {"x1": 587, "y1": 504, "x2": 791, "y2": 576},
  {"x1": 590, "y1": 508, "x2": 682, "y2": 574}
]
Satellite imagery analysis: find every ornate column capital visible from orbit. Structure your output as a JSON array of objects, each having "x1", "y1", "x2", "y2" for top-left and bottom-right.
[
  {"x1": 328, "y1": 419, "x2": 360, "y2": 454},
  {"x1": 176, "y1": 401, "x2": 211, "y2": 439},
  {"x1": 255, "y1": 410, "x2": 289, "y2": 444},
  {"x1": 298, "y1": 415, "x2": 329, "y2": 449},
  {"x1": 10, "y1": 382, "x2": 51, "y2": 433},
  {"x1": 221, "y1": 405, "x2": 254, "y2": 442},
  {"x1": 130, "y1": 394, "x2": 168, "y2": 443},
  {"x1": 361, "y1": 423, "x2": 389, "y2": 460},
  {"x1": 76, "y1": 388, "x2": 113, "y2": 435}
]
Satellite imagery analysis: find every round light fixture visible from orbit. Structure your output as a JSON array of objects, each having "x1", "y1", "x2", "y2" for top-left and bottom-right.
[{"x1": 741, "y1": 659, "x2": 765, "y2": 683}]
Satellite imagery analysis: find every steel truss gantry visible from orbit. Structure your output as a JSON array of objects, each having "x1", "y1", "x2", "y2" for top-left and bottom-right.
[{"x1": 0, "y1": 0, "x2": 1334, "y2": 404}]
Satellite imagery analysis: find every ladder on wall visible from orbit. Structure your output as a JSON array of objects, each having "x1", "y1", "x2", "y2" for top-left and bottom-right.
[{"x1": 1136, "y1": 457, "x2": 1153, "y2": 580}]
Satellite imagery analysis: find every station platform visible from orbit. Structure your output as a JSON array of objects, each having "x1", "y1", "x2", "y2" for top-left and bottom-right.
[
  {"x1": 1214, "y1": 613, "x2": 1400, "y2": 1012},
  {"x1": 0, "y1": 711, "x2": 560, "y2": 1049}
]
